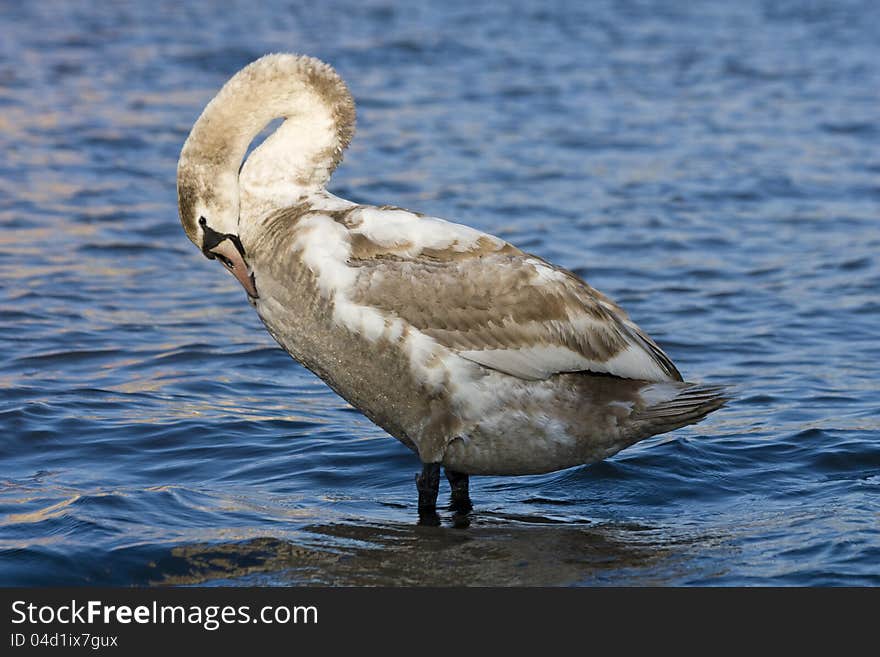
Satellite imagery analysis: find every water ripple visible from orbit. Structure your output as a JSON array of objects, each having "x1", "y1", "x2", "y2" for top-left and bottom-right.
[{"x1": 1, "y1": 0, "x2": 879, "y2": 585}]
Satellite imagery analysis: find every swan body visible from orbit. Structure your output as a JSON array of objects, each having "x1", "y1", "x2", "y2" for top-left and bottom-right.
[{"x1": 178, "y1": 54, "x2": 724, "y2": 506}]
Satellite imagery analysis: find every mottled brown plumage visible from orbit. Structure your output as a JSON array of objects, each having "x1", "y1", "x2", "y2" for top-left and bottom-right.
[{"x1": 177, "y1": 54, "x2": 726, "y2": 507}]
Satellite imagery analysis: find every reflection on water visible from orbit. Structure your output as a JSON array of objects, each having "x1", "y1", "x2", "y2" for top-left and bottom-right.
[
  {"x1": 130, "y1": 518, "x2": 714, "y2": 587},
  {"x1": 2, "y1": 0, "x2": 880, "y2": 585}
]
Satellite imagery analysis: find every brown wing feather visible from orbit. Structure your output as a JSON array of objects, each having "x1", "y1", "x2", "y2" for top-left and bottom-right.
[{"x1": 348, "y1": 243, "x2": 682, "y2": 382}]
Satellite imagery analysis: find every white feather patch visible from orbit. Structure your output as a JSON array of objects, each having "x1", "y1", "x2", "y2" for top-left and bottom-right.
[
  {"x1": 292, "y1": 214, "x2": 392, "y2": 341},
  {"x1": 525, "y1": 258, "x2": 569, "y2": 284},
  {"x1": 459, "y1": 345, "x2": 591, "y2": 381},
  {"x1": 459, "y1": 342, "x2": 672, "y2": 382},
  {"x1": 601, "y1": 346, "x2": 671, "y2": 381},
  {"x1": 291, "y1": 216, "x2": 356, "y2": 294},
  {"x1": 353, "y1": 207, "x2": 499, "y2": 253}
]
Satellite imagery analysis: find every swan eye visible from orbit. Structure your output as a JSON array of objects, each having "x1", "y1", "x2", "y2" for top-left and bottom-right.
[{"x1": 198, "y1": 216, "x2": 207, "y2": 226}]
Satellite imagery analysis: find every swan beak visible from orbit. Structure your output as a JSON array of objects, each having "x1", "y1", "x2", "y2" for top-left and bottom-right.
[{"x1": 210, "y1": 239, "x2": 259, "y2": 299}]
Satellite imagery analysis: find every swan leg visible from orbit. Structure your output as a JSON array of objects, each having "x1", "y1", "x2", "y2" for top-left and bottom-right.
[
  {"x1": 445, "y1": 468, "x2": 472, "y2": 512},
  {"x1": 416, "y1": 462, "x2": 441, "y2": 514}
]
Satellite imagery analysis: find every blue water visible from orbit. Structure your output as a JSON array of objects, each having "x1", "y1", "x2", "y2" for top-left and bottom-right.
[{"x1": 1, "y1": 0, "x2": 878, "y2": 586}]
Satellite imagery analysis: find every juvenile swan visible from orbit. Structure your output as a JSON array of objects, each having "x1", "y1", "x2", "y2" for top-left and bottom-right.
[{"x1": 178, "y1": 54, "x2": 725, "y2": 516}]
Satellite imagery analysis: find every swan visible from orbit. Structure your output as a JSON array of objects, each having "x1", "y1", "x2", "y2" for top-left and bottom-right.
[{"x1": 177, "y1": 54, "x2": 725, "y2": 517}]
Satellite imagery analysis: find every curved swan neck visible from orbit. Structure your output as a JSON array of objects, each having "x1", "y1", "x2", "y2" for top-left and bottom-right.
[{"x1": 178, "y1": 54, "x2": 355, "y2": 235}]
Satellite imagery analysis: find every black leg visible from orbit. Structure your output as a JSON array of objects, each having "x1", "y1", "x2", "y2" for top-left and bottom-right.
[
  {"x1": 415, "y1": 462, "x2": 441, "y2": 514},
  {"x1": 445, "y1": 468, "x2": 472, "y2": 513}
]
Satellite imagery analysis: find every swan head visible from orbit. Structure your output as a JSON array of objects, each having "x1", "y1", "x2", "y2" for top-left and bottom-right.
[
  {"x1": 177, "y1": 163, "x2": 259, "y2": 298},
  {"x1": 177, "y1": 53, "x2": 356, "y2": 301}
]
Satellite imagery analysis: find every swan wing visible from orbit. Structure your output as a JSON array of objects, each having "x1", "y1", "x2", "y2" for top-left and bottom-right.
[{"x1": 344, "y1": 209, "x2": 682, "y2": 383}]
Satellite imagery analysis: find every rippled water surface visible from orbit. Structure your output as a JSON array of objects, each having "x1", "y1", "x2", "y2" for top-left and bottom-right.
[{"x1": 1, "y1": 1, "x2": 878, "y2": 586}]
